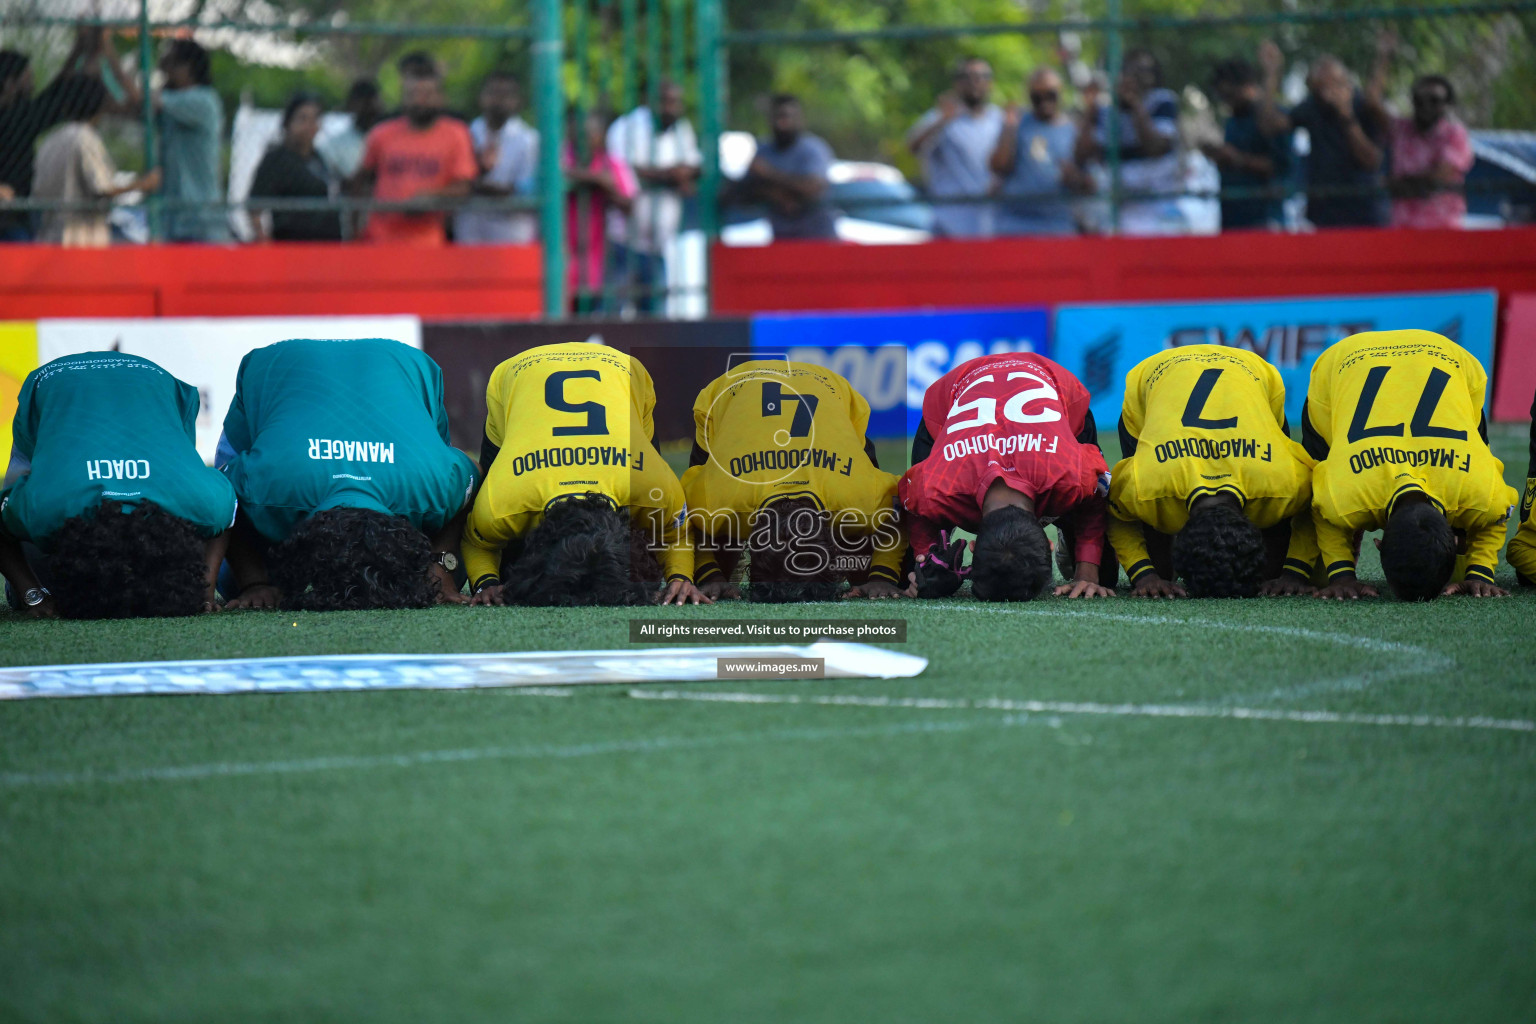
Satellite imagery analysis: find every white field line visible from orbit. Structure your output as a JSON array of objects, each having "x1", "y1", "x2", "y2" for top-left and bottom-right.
[
  {"x1": 0, "y1": 714, "x2": 1051, "y2": 790},
  {"x1": 626, "y1": 689, "x2": 1536, "y2": 734},
  {"x1": 942, "y1": 604, "x2": 1455, "y2": 702}
]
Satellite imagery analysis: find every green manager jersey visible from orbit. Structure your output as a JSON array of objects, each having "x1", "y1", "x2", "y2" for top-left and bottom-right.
[
  {"x1": 0, "y1": 352, "x2": 237, "y2": 551},
  {"x1": 220, "y1": 339, "x2": 477, "y2": 542}
]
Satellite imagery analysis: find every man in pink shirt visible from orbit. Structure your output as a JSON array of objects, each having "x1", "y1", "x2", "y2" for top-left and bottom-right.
[
  {"x1": 1386, "y1": 74, "x2": 1473, "y2": 229},
  {"x1": 352, "y1": 65, "x2": 477, "y2": 245}
]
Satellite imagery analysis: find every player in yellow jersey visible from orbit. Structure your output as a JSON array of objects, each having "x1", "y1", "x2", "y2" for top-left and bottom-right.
[
  {"x1": 682, "y1": 358, "x2": 907, "y2": 602},
  {"x1": 1108, "y1": 345, "x2": 1319, "y2": 598},
  {"x1": 1303, "y1": 330, "x2": 1516, "y2": 601},
  {"x1": 463, "y1": 344, "x2": 706, "y2": 606},
  {"x1": 1499, "y1": 390, "x2": 1535, "y2": 586}
]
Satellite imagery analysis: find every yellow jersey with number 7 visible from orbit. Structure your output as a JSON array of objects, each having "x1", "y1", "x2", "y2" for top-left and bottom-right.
[{"x1": 1305, "y1": 330, "x2": 1516, "y2": 584}]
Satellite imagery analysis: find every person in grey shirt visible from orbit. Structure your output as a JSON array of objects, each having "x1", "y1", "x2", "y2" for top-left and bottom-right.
[
  {"x1": 740, "y1": 94, "x2": 836, "y2": 241},
  {"x1": 155, "y1": 40, "x2": 228, "y2": 242},
  {"x1": 906, "y1": 56, "x2": 1003, "y2": 238},
  {"x1": 990, "y1": 68, "x2": 1091, "y2": 235}
]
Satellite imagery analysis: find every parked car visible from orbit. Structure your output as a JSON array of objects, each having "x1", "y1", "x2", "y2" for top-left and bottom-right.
[{"x1": 1465, "y1": 130, "x2": 1536, "y2": 227}]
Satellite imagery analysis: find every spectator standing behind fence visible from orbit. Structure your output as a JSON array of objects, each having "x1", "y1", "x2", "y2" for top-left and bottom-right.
[
  {"x1": 741, "y1": 94, "x2": 837, "y2": 241},
  {"x1": 605, "y1": 81, "x2": 701, "y2": 313},
  {"x1": 319, "y1": 79, "x2": 384, "y2": 181},
  {"x1": 154, "y1": 40, "x2": 229, "y2": 242},
  {"x1": 0, "y1": 47, "x2": 83, "y2": 241},
  {"x1": 249, "y1": 92, "x2": 341, "y2": 242},
  {"x1": 990, "y1": 68, "x2": 1090, "y2": 236},
  {"x1": 1202, "y1": 59, "x2": 1291, "y2": 230},
  {"x1": 1257, "y1": 40, "x2": 1389, "y2": 229},
  {"x1": 564, "y1": 110, "x2": 637, "y2": 313},
  {"x1": 454, "y1": 72, "x2": 538, "y2": 245},
  {"x1": 1074, "y1": 49, "x2": 1181, "y2": 235},
  {"x1": 351, "y1": 64, "x2": 476, "y2": 246},
  {"x1": 33, "y1": 76, "x2": 159, "y2": 248},
  {"x1": 906, "y1": 57, "x2": 1004, "y2": 239},
  {"x1": 1384, "y1": 73, "x2": 1473, "y2": 229}
]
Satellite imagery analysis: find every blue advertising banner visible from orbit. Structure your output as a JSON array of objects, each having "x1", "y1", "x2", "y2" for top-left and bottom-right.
[
  {"x1": 1052, "y1": 290, "x2": 1498, "y2": 430},
  {"x1": 752, "y1": 307, "x2": 1051, "y2": 438}
]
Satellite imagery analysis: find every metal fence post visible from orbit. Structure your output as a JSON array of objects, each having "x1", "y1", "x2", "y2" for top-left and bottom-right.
[
  {"x1": 535, "y1": 0, "x2": 567, "y2": 316},
  {"x1": 138, "y1": 0, "x2": 158, "y2": 241},
  {"x1": 695, "y1": 0, "x2": 722, "y2": 311},
  {"x1": 1105, "y1": 0, "x2": 1122, "y2": 235}
]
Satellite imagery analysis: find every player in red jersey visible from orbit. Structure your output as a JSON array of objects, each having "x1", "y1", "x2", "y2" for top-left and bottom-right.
[{"x1": 899, "y1": 352, "x2": 1116, "y2": 600}]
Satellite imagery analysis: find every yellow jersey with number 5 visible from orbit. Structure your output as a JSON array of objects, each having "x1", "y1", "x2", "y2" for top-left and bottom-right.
[
  {"x1": 463, "y1": 344, "x2": 689, "y2": 588},
  {"x1": 1305, "y1": 330, "x2": 1515, "y2": 583}
]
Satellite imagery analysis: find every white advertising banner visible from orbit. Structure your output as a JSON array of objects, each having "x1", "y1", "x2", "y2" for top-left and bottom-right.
[{"x1": 36, "y1": 316, "x2": 422, "y2": 464}]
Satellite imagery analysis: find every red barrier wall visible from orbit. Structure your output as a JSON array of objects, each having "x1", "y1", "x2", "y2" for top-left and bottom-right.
[
  {"x1": 0, "y1": 244, "x2": 543, "y2": 320},
  {"x1": 711, "y1": 227, "x2": 1536, "y2": 314}
]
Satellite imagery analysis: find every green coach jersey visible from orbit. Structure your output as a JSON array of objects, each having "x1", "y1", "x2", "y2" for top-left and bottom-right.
[
  {"x1": 0, "y1": 353, "x2": 237, "y2": 551},
  {"x1": 220, "y1": 339, "x2": 477, "y2": 542}
]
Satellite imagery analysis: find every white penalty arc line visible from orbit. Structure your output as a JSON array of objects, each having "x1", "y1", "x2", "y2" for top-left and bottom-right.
[
  {"x1": 0, "y1": 715, "x2": 1053, "y2": 789},
  {"x1": 626, "y1": 689, "x2": 1536, "y2": 734}
]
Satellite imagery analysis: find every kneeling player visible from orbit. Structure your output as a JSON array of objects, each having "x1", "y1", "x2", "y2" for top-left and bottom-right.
[
  {"x1": 0, "y1": 353, "x2": 236, "y2": 618},
  {"x1": 464, "y1": 343, "x2": 703, "y2": 606},
  {"x1": 1108, "y1": 346, "x2": 1319, "y2": 599},
  {"x1": 1506, "y1": 390, "x2": 1536, "y2": 587},
  {"x1": 900, "y1": 352, "x2": 1113, "y2": 601},
  {"x1": 1304, "y1": 329, "x2": 1516, "y2": 601},
  {"x1": 219, "y1": 339, "x2": 478, "y2": 610},
  {"x1": 683, "y1": 359, "x2": 906, "y2": 601}
]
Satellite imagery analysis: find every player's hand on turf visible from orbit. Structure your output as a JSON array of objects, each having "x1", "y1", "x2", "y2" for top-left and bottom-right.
[
  {"x1": 1054, "y1": 579, "x2": 1115, "y2": 599},
  {"x1": 1314, "y1": 577, "x2": 1377, "y2": 601},
  {"x1": 1259, "y1": 575, "x2": 1316, "y2": 597},
  {"x1": 659, "y1": 579, "x2": 713, "y2": 605},
  {"x1": 470, "y1": 584, "x2": 505, "y2": 606},
  {"x1": 912, "y1": 535, "x2": 968, "y2": 599},
  {"x1": 1130, "y1": 574, "x2": 1185, "y2": 599},
  {"x1": 844, "y1": 580, "x2": 908, "y2": 600},
  {"x1": 224, "y1": 583, "x2": 280, "y2": 610},
  {"x1": 1441, "y1": 579, "x2": 1509, "y2": 598},
  {"x1": 430, "y1": 565, "x2": 469, "y2": 605},
  {"x1": 24, "y1": 594, "x2": 58, "y2": 619},
  {"x1": 699, "y1": 580, "x2": 742, "y2": 602}
]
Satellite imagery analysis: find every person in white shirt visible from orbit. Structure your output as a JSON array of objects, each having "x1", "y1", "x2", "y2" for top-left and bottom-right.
[
  {"x1": 454, "y1": 71, "x2": 539, "y2": 245},
  {"x1": 604, "y1": 81, "x2": 701, "y2": 313}
]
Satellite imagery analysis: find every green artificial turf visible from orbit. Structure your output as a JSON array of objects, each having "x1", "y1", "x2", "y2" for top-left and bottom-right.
[{"x1": 0, "y1": 426, "x2": 1533, "y2": 1022}]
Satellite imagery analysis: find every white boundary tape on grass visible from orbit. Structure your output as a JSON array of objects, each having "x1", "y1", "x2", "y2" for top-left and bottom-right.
[
  {"x1": 625, "y1": 689, "x2": 1536, "y2": 734},
  {"x1": 0, "y1": 643, "x2": 926, "y2": 700}
]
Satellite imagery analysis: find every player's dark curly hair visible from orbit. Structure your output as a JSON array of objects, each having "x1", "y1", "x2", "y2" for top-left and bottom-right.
[
  {"x1": 970, "y1": 505, "x2": 1052, "y2": 602},
  {"x1": 503, "y1": 494, "x2": 656, "y2": 606},
  {"x1": 748, "y1": 497, "x2": 842, "y2": 603},
  {"x1": 1379, "y1": 500, "x2": 1457, "y2": 602},
  {"x1": 48, "y1": 500, "x2": 208, "y2": 619},
  {"x1": 267, "y1": 507, "x2": 438, "y2": 611},
  {"x1": 1171, "y1": 500, "x2": 1266, "y2": 598}
]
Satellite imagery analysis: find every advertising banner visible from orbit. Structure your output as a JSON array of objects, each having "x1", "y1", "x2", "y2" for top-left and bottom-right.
[
  {"x1": 35, "y1": 316, "x2": 421, "y2": 464},
  {"x1": 1493, "y1": 293, "x2": 1536, "y2": 422},
  {"x1": 423, "y1": 319, "x2": 753, "y2": 453},
  {"x1": 751, "y1": 307, "x2": 1051, "y2": 438},
  {"x1": 1052, "y1": 290, "x2": 1498, "y2": 430},
  {"x1": 0, "y1": 321, "x2": 39, "y2": 477}
]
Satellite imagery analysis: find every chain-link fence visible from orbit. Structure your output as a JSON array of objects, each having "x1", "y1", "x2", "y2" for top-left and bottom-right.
[{"x1": 1, "y1": 0, "x2": 1533, "y2": 315}]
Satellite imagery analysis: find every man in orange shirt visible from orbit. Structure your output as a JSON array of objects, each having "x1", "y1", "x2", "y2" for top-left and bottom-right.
[{"x1": 352, "y1": 64, "x2": 476, "y2": 245}]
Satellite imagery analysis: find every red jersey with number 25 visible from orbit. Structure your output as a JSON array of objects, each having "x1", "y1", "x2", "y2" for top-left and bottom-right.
[{"x1": 899, "y1": 353, "x2": 1107, "y2": 563}]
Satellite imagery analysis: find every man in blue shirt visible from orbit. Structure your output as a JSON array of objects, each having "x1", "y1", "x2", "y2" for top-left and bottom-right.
[
  {"x1": 156, "y1": 40, "x2": 229, "y2": 242},
  {"x1": 1202, "y1": 58, "x2": 1291, "y2": 230},
  {"x1": 740, "y1": 95, "x2": 837, "y2": 241},
  {"x1": 906, "y1": 57, "x2": 1004, "y2": 239},
  {"x1": 990, "y1": 68, "x2": 1091, "y2": 235}
]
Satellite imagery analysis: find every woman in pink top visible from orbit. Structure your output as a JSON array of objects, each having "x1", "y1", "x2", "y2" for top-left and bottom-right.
[
  {"x1": 1387, "y1": 75, "x2": 1474, "y2": 229},
  {"x1": 563, "y1": 110, "x2": 637, "y2": 312}
]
